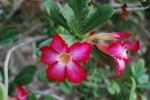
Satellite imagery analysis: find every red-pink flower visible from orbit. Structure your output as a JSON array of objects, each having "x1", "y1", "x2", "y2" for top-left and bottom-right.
[
  {"x1": 40, "y1": 34, "x2": 92, "y2": 84},
  {"x1": 94, "y1": 32, "x2": 140, "y2": 78},
  {"x1": 16, "y1": 86, "x2": 30, "y2": 100}
]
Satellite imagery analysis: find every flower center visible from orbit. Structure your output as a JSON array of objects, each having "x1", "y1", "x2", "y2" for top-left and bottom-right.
[{"x1": 59, "y1": 53, "x2": 71, "y2": 64}]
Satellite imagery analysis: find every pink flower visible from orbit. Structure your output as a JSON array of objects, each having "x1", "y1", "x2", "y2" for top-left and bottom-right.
[
  {"x1": 94, "y1": 32, "x2": 140, "y2": 78},
  {"x1": 16, "y1": 86, "x2": 30, "y2": 100},
  {"x1": 40, "y1": 34, "x2": 92, "y2": 84}
]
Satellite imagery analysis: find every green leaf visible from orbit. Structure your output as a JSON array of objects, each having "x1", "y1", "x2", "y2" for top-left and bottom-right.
[
  {"x1": 27, "y1": 93, "x2": 38, "y2": 100},
  {"x1": 137, "y1": 82, "x2": 150, "y2": 89},
  {"x1": 14, "y1": 65, "x2": 37, "y2": 86},
  {"x1": 79, "y1": 4, "x2": 114, "y2": 34},
  {"x1": 129, "y1": 77, "x2": 136, "y2": 100},
  {"x1": 0, "y1": 29, "x2": 18, "y2": 46},
  {"x1": 0, "y1": 83, "x2": 6, "y2": 100},
  {"x1": 60, "y1": 80, "x2": 73, "y2": 95},
  {"x1": 68, "y1": 0, "x2": 83, "y2": 25},
  {"x1": 62, "y1": 6, "x2": 78, "y2": 35},
  {"x1": 132, "y1": 59, "x2": 146, "y2": 77},
  {"x1": 92, "y1": 46, "x2": 116, "y2": 68},
  {"x1": 37, "y1": 71, "x2": 47, "y2": 82},
  {"x1": 112, "y1": 81, "x2": 120, "y2": 94},
  {"x1": 0, "y1": 71, "x2": 3, "y2": 83},
  {"x1": 44, "y1": 96, "x2": 54, "y2": 100},
  {"x1": 47, "y1": 27, "x2": 58, "y2": 37},
  {"x1": 8, "y1": 82, "x2": 16, "y2": 96},
  {"x1": 44, "y1": 0, "x2": 68, "y2": 29}
]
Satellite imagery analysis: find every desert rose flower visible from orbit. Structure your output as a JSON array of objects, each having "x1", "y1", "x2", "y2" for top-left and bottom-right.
[
  {"x1": 92, "y1": 32, "x2": 139, "y2": 78},
  {"x1": 40, "y1": 34, "x2": 92, "y2": 84},
  {"x1": 16, "y1": 86, "x2": 30, "y2": 100}
]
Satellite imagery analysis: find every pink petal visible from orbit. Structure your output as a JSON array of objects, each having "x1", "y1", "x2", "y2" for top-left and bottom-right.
[
  {"x1": 115, "y1": 58, "x2": 126, "y2": 73},
  {"x1": 50, "y1": 34, "x2": 68, "y2": 53},
  {"x1": 116, "y1": 71, "x2": 121, "y2": 79},
  {"x1": 46, "y1": 62, "x2": 66, "y2": 82},
  {"x1": 16, "y1": 86, "x2": 30, "y2": 100},
  {"x1": 40, "y1": 46, "x2": 59, "y2": 65},
  {"x1": 113, "y1": 32, "x2": 132, "y2": 40},
  {"x1": 68, "y1": 42, "x2": 92, "y2": 62},
  {"x1": 108, "y1": 42, "x2": 129, "y2": 61},
  {"x1": 66, "y1": 61, "x2": 87, "y2": 84},
  {"x1": 94, "y1": 43, "x2": 109, "y2": 54},
  {"x1": 124, "y1": 41, "x2": 140, "y2": 52}
]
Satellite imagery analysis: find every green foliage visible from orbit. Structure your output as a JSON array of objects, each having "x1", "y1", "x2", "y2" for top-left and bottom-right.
[
  {"x1": 37, "y1": 71, "x2": 47, "y2": 82},
  {"x1": 129, "y1": 77, "x2": 136, "y2": 100},
  {"x1": 79, "y1": 4, "x2": 114, "y2": 34},
  {"x1": 8, "y1": 82, "x2": 16, "y2": 96},
  {"x1": 27, "y1": 93, "x2": 38, "y2": 100},
  {"x1": 44, "y1": 0, "x2": 69, "y2": 29},
  {"x1": 14, "y1": 65, "x2": 37, "y2": 86},
  {"x1": 60, "y1": 80, "x2": 73, "y2": 95},
  {"x1": 0, "y1": 83, "x2": 6, "y2": 100},
  {"x1": 44, "y1": 96, "x2": 54, "y2": 100},
  {"x1": 0, "y1": 29, "x2": 18, "y2": 46},
  {"x1": 0, "y1": 71, "x2": 3, "y2": 83},
  {"x1": 62, "y1": 6, "x2": 78, "y2": 35},
  {"x1": 68, "y1": 0, "x2": 83, "y2": 25}
]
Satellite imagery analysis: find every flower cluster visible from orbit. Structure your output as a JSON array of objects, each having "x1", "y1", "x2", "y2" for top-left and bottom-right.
[
  {"x1": 40, "y1": 32, "x2": 139, "y2": 83},
  {"x1": 16, "y1": 86, "x2": 30, "y2": 100},
  {"x1": 92, "y1": 32, "x2": 140, "y2": 78},
  {"x1": 40, "y1": 34, "x2": 92, "y2": 84}
]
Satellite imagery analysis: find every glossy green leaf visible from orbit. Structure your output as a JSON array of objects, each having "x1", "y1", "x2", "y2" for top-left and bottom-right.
[
  {"x1": 44, "y1": 96, "x2": 54, "y2": 100},
  {"x1": 137, "y1": 82, "x2": 150, "y2": 89},
  {"x1": 0, "y1": 83, "x2": 6, "y2": 100},
  {"x1": 112, "y1": 81, "x2": 120, "y2": 94},
  {"x1": 27, "y1": 93, "x2": 38, "y2": 100},
  {"x1": 37, "y1": 71, "x2": 47, "y2": 82},
  {"x1": 14, "y1": 65, "x2": 37, "y2": 86},
  {"x1": 0, "y1": 29, "x2": 18, "y2": 46},
  {"x1": 68, "y1": 0, "x2": 83, "y2": 25},
  {"x1": 129, "y1": 77, "x2": 136, "y2": 100},
  {"x1": 62, "y1": 6, "x2": 78, "y2": 35},
  {"x1": 92, "y1": 46, "x2": 116, "y2": 68},
  {"x1": 8, "y1": 82, "x2": 16, "y2": 96},
  {"x1": 60, "y1": 80, "x2": 73, "y2": 95},
  {"x1": 79, "y1": 4, "x2": 114, "y2": 34},
  {"x1": 0, "y1": 71, "x2": 3, "y2": 83},
  {"x1": 44, "y1": 0, "x2": 68, "y2": 29}
]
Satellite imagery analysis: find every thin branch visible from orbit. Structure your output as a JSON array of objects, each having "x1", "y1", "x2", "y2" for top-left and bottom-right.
[
  {"x1": 19, "y1": 22, "x2": 46, "y2": 38},
  {"x1": 6, "y1": 0, "x2": 24, "y2": 19},
  {"x1": 114, "y1": 6, "x2": 150, "y2": 13},
  {"x1": 3, "y1": 35, "x2": 47, "y2": 100}
]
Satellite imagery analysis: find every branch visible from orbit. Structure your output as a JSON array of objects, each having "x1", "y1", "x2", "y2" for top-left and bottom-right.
[
  {"x1": 6, "y1": 0, "x2": 24, "y2": 19},
  {"x1": 114, "y1": 6, "x2": 150, "y2": 13},
  {"x1": 3, "y1": 35, "x2": 47, "y2": 100},
  {"x1": 19, "y1": 22, "x2": 46, "y2": 38}
]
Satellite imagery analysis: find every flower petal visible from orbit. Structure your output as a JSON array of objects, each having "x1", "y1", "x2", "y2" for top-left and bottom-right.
[
  {"x1": 115, "y1": 58, "x2": 126, "y2": 73},
  {"x1": 124, "y1": 41, "x2": 140, "y2": 52},
  {"x1": 113, "y1": 32, "x2": 132, "y2": 40},
  {"x1": 50, "y1": 34, "x2": 68, "y2": 53},
  {"x1": 94, "y1": 43, "x2": 109, "y2": 54},
  {"x1": 40, "y1": 46, "x2": 59, "y2": 65},
  {"x1": 16, "y1": 86, "x2": 30, "y2": 100},
  {"x1": 68, "y1": 42, "x2": 92, "y2": 62},
  {"x1": 108, "y1": 42, "x2": 129, "y2": 61},
  {"x1": 46, "y1": 62, "x2": 66, "y2": 82},
  {"x1": 66, "y1": 61, "x2": 87, "y2": 84}
]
